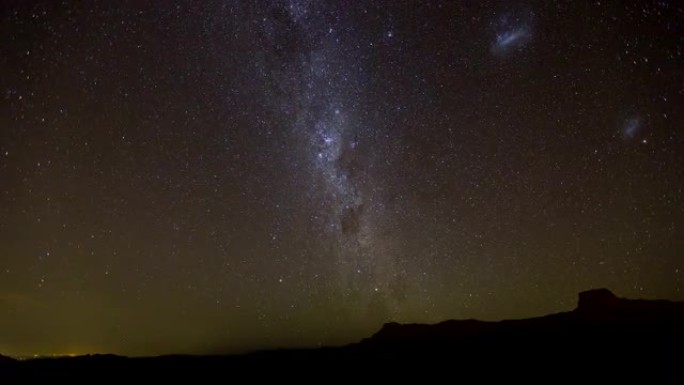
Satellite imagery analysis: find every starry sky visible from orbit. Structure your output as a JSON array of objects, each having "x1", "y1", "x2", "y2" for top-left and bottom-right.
[{"x1": 1, "y1": 0, "x2": 683, "y2": 357}]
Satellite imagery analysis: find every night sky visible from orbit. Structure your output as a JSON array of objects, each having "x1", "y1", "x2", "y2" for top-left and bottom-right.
[{"x1": 1, "y1": 0, "x2": 683, "y2": 357}]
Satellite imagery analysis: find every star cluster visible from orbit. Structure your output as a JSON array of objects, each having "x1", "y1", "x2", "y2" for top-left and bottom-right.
[{"x1": 0, "y1": 0, "x2": 682, "y2": 357}]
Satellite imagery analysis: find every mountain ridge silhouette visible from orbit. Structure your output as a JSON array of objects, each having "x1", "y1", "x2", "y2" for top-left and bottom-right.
[
  {"x1": 2, "y1": 288, "x2": 683, "y2": 383},
  {"x1": 363, "y1": 288, "x2": 684, "y2": 345}
]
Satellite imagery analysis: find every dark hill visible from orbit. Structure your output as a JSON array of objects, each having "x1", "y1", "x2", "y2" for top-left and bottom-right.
[
  {"x1": 351, "y1": 289, "x2": 684, "y2": 382},
  {"x1": 2, "y1": 289, "x2": 683, "y2": 383},
  {"x1": 364, "y1": 288, "x2": 684, "y2": 345}
]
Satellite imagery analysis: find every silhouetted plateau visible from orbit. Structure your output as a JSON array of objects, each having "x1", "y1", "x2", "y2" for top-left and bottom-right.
[{"x1": 2, "y1": 289, "x2": 683, "y2": 383}]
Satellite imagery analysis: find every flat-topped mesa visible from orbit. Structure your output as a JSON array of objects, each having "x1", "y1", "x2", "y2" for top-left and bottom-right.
[
  {"x1": 575, "y1": 288, "x2": 684, "y2": 323},
  {"x1": 577, "y1": 288, "x2": 620, "y2": 312}
]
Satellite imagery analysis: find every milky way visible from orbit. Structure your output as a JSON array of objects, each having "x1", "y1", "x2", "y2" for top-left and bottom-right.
[{"x1": 267, "y1": 1, "x2": 407, "y2": 317}]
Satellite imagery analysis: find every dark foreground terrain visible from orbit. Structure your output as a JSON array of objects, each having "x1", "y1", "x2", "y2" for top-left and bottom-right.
[{"x1": 1, "y1": 289, "x2": 683, "y2": 383}]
